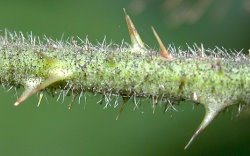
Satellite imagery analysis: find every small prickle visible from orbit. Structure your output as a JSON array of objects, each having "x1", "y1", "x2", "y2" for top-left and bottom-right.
[{"x1": 151, "y1": 27, "x2": 173, "y2": 60}]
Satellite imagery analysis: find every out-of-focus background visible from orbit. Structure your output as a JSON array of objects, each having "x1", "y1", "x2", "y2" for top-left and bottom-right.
[{"x1": 0, "y1": 0, "x2": 250, "y2": 155}]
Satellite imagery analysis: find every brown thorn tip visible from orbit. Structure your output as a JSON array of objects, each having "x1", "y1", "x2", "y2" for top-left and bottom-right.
[
  {"x1": 151, "y1": 27, "x2": 173, "y2": 60},
  {"x1": 184, "y1": 109, "x2": 219, "y2": 149},
  {"x1": 123, "y1": 8, "x2": 144, "y2": 48}
]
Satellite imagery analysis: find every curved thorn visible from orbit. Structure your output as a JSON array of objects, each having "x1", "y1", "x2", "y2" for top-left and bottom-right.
[
  {"x1": 123, "y1": 8, "x2": 144, "y2": 49},
  {"x1": 116, "y1": 97, "x2": 130, "y2": 120},
  {"x1": 14, "y1": 78, "x2": 41, "y2": 106},
  {"x1": 15, "y1": 68, "x2": 72, "y2": 106},
  {"x1": 184, "y1": 108, "x2": 220, "y2": 149},
  {"x1": 15, "y1": 75, "x2": 59, "y2": 106},
  {"x1": 151, "y1": 27, "x2": 173, "y2": 60}
]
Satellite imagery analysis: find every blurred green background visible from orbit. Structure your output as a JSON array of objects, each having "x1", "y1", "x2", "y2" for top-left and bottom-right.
[{"x1": 0, "y1": 0, "x2": 250, "y2": 155}]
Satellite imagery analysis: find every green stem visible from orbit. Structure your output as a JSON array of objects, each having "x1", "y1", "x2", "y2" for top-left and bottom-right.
[{"x1": 0, "y1": 31, "x2": 249, "y2": 148}]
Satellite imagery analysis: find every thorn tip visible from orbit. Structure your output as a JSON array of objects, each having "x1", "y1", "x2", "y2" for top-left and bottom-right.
[
  {"x1": 14, "y1": 102, "x2": 20, "y2": 106},
  {"x1": 184, "y1": 108, "x2": 219, "y2": 149}
]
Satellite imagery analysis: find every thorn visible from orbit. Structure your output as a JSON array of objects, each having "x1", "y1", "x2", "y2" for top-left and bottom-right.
[
  {"x1": 151, "y1": 27, "x2": 173, "y2": 60},
  {"x1": 123, "y1": 8, "x2": 144, "y2": 49},
  {"x1": 37, "y1": 92, "x2": 44, "y2": 107},
  {"x1": 15, "y1": 76, "x2": 57, "y2": 106},
  {"x1": 15, "y1": 68, "x2": 72, "y2": 106},
  {"x1": 14, "y1": 53, "x2": 73, "y2": 106},
  {"x1": 116, "y1": 97, "x2": 130, "y2": 120},
  {"x1": 184, "y1": 108, "x2": 220, "y2": 149}
]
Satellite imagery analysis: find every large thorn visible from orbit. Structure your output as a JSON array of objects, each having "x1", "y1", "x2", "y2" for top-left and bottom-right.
[
  {"x1": 123, "y1": 8, "x2": 144, "y2": 50},
  {"x1": 151, "y1": 27, "x2": 173, "y2": 60},
  {"x1": 14, "y1": 57, "x2": 72, "y2": 106},
  {"x1": 15, "y1": 75, "x2": 60, "y2": 106},
  {"x1": 184, "y1": 105, "x2": 223, "y2": 149}
]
